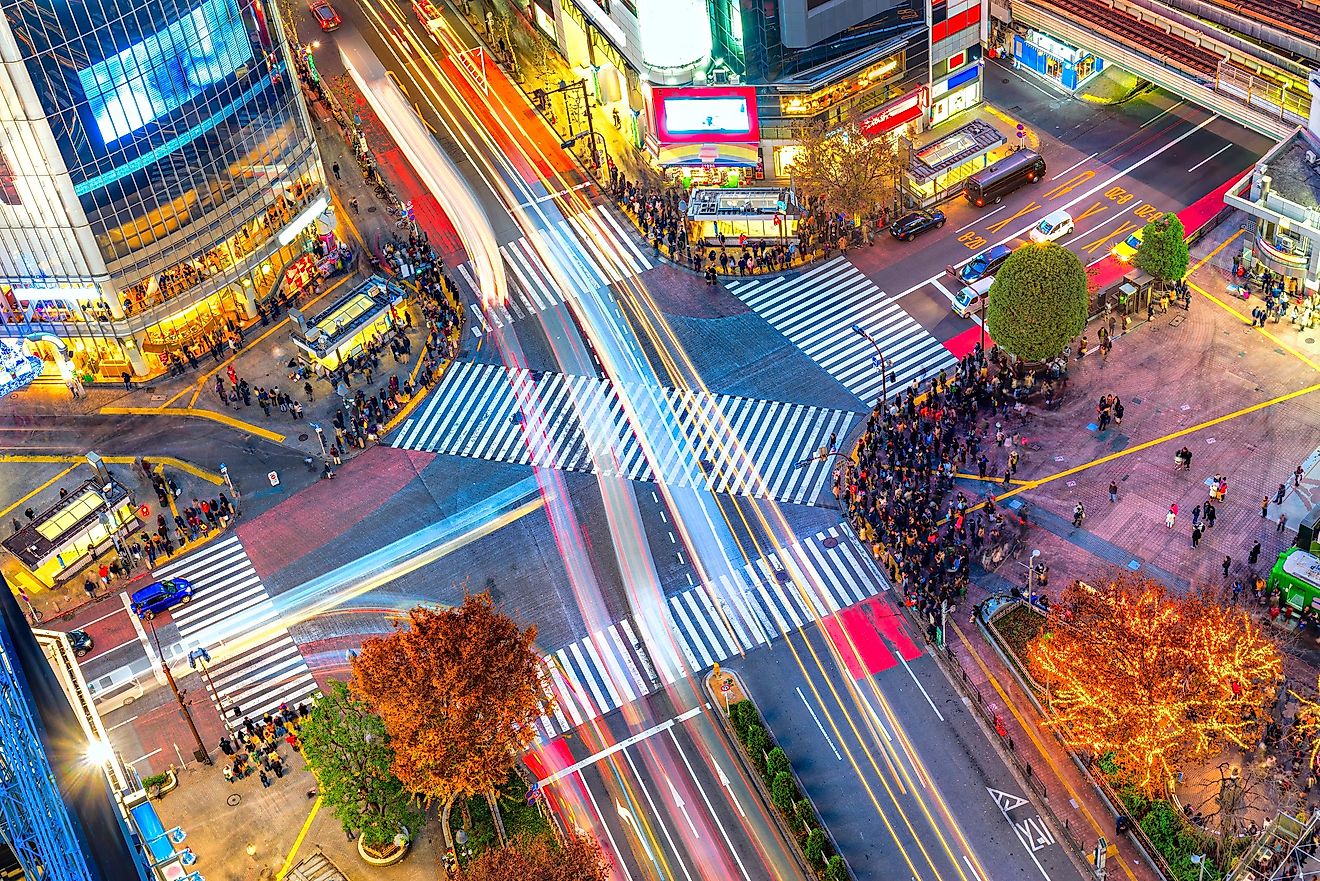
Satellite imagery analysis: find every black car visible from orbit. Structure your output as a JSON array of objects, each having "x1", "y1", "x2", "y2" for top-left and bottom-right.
[
  {"x1": 890, "y1": 209, "x2": 946, "y2": 241},
  {"x1": 68, "y1": 629, "x2": 93, "y2": 658}
]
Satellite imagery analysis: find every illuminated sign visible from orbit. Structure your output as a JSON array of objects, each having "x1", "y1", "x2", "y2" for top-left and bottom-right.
[
  {"x1": 77, "y1": 0, "x2": 253, "y2": 144},
  {"x1": 652, "y1": 86, "x2": 759, "y2": 145},
  {"x1": 858, "y1": 87, "x2": 927, "y2": 139}
]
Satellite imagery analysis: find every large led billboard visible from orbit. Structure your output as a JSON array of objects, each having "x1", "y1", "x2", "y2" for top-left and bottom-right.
[
  {"x1": 77, "y1": 0, "x2": 253, "y2": 144},
  {"x1": 651, "y1": 86, "x2": 759, "y2": 145}
]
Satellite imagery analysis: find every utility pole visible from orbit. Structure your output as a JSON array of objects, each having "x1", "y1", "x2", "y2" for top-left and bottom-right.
[
  {"x1": 149, "y1": 621, "x2": 210, "y2": 765},
  {"x1": 189, "y1": 648, "x2": 236, "y2": 739}
]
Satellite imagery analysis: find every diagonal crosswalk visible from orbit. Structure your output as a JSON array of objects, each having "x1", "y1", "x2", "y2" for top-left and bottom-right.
[
  {"x1": 154, "y1": 536, "x2": 319, "y2": 722},
  {"x1": 460, "y1": 204, "x2": 652, "y2": 335},
  {"x1": 531, "y1": 524, "x2": 894, "y2": 740},
  {"x1": 725, "y1": 257, "x2": 959, "y2": 405},
  {"x1": 393, "y1": 363, "x2": 855, "y2": 505}
]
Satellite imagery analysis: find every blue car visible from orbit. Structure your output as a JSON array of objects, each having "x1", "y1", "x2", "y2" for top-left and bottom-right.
[{"x1": 131, "y1": 578, "x2": 193, "y2": 620}]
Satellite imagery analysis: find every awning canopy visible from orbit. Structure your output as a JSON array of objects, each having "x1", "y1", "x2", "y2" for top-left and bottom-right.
[{"x1": 655, "y1": 142, "x2": 758, "y2": 168}]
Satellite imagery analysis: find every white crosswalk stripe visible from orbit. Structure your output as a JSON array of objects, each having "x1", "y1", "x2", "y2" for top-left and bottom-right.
[
  {"x1": 726, "y1": 257, "x2": 959, "y2": 404},
  {"x1": 154, "y1": 536, "x2": 319, "y2": 722},
  {"x1": 532, "y1": 525, "x2": 890, "y2": 740},
  {"x1": 461, "y1": 204, "x2": 653, "y2": 335},
  {"x1": 393, "y1": 364, "x2": 855, "y2": 506}
]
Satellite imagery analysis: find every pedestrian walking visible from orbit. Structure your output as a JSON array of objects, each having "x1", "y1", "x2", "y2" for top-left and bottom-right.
[
  {"x1": 1192, "y1": 523, "x2": 1204, "y2": 548},
  {"x1": 1108, "y1": 480, "x2": 1119, "y2": 503},
  {"x1": 1262, "y1": 497, "x2": 1271, "y2": 518},
  {"x1": 1276, "y1": 483, "x2": 1288, "y2": 504},
  {"x1": 1166, "y1": 504, "x2": 1178, "y2": 528},
  {"x1": 332, "y1": 162, "x2": 341, "y2": 180},
  {"x1": 1072, "y1": 502, "x2": 1085, "y2": 528},
  {"x1": 1249, "y1": 541, "x2": 1262, "y2": 566},
  {"x1": 349, "y1": 196, "x2": 359, "y2": 214},
  {"x1": 1295, "y1": 465, "x2": 1305, "y2": 488},
  {"x1": 1222, "y1": 555, "x2": 1232, "y2": 578},
  {"x1": 1205, "y1": 502, "x2": 1216, "y2": 528},
  {"x1": 1192, "y1": 504, "x2": 1202, "y2": 527},
  {"x1": 1279, "y1": 513, "x2": 1289, "y2": 534}
]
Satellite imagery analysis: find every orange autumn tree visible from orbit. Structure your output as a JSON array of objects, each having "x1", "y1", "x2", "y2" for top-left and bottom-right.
[
  {"x1": 464, "y1": 831, "x2": 611, "y2": 881},
  {"x1": 1027, "y1": 578, "x2": 1280, "y2": 795},
  {"x1": 350, "y1": 593, "x2": 544, "y2": 848}
]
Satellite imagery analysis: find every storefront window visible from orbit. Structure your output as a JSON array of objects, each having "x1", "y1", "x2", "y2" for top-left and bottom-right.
[{"x1": 778, "y1": 53, "x2": 904, "y2": 118}]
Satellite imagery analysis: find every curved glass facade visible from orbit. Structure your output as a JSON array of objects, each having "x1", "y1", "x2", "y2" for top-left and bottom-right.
[{"x1": 3, "y1": 0, "x2": 319, "y2": 276}]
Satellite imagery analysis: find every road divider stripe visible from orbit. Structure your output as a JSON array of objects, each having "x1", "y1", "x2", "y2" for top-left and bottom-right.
[{"x1": 100, "y1": 406, "x2": 286, "y2": 443}]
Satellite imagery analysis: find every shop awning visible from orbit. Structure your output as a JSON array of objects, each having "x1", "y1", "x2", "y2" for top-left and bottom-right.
[{"x1": 655, "y1": 142, "x2": 758, "y2": 168}]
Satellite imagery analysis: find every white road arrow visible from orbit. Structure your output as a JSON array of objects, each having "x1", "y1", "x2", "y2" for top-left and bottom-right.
[
  {"x1": 715, "y1": 761, "x2": 746, "y2": 818},
  {"x1": 986, "y1": 786, "x2": 1029, "y2": 813},
  {"x1": 615, "y1": 799, "x2": 659, "y2": 864},
  {"x1": 665, "y1": 774, "x2": 700, "y2": 838}
]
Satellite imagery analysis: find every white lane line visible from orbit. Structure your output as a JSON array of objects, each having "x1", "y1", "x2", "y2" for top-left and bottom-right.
[
  {"x1": 538, "y1": 705, "x2": 704, "y2": 785},
  {"x1": 898, "y1": 652, "x2": 945, "y2": 722},
  {"x1": 579, "y1": 772, "x2": 638, "y2": 881},
  {"x1": 1188, "y1": 144, "x2": 1231, "y2": 173},
  {"x1": 1049, "y1": 152, "x2": 1097, "y2": 181},
  {"x1": 797, "y1": 686, "x2": 842, "y2": 760},
  {"x1": 955, "y1": 204, "x2": 1006, "y2": 233},
  {"x1": 1140, "y1": 99, "x2": 1185, "y2": 128},
  {"x1": 964, "y1": 855, "x2": 987, "y2": 881},
  {"x1": 106, "y1": 715, "x2": 140, "y2": 731},
  {"x1": 80, "y1": 607, "x2": 128, "y2": 628},
  {"x1": 622, "y1": 747, "x2": 696, "y2": 881},
  {"x1": 129, "y1": 748, "x2": 162, "y2": 765},
  {"x1": 929, "y1": 277, "x2": 953, "y2": 300},
  {"x1": 664, "y1": 726, "x2": 751, "y2": 881}
]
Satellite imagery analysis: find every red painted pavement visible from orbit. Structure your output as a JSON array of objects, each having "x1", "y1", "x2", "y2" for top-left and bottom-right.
[
  {"x1": 943, "y1": 324, "x2": 992, "y2": 359},
  {"x1": 238, "y1": 446, "x2": 434, "y2": 580},
  {"x1": 867, "y1": 598, "x2": 922, "y2": 661},
  {"x1": 822, "y1": 606, "x2": 897, "y2": 678}
]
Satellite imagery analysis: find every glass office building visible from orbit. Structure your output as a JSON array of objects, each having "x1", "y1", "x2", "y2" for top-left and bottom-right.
[{"x1": 0, "y1": 0, "x2": 328, "y2": 380}]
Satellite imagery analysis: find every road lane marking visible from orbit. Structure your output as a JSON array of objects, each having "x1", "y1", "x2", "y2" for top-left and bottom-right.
[
  {"x1": 128, "y1": 748, "x2": 162, "y2": 765},
  {"x1": 622, "y1": 747, "x2": 696, "y2": 881},
  {"x1": 1043, "y1": 171, "x2": 1095, "y2": 200},
  {"x1": 664, "y1": 727, "x2": 754, "y2": 880},
  {"x1": 539, "y1": 705, "x2": 704, "y2": 784},
  {"x1": 986, "y1": 201, "x2": 1041, "y2": 235},
  {"x1": 1074, "y1": 201, "x2": 1107, "y2": 224},
  {"x1": 1081, "y1": 220, "x2": 1140, "y2": 255},
  {"x1": 1140, "y1": 99, "x2": 1185, "y2": 128},
  {"x1": 1049, "y1": 153, "x2": 1097, "y2": 181},
  {"x1": 1188, "y1": 144, "x2": 1232, "y2": 173},
  {"x1": 955, "y1": 205, "x2": 1006, "y2": 233},
  {"x1": 274, "y1": 796, "x2": 321, "y2": 881},
  {"x1": 987, "y1": 786, "x2": 1054, "y2": 881},
  {"x1": 797, "y1": 686, "x2": 842, "y2": 760},
  {"x1": 929, "y1": 277, "x2": 952, "y2": 299}
]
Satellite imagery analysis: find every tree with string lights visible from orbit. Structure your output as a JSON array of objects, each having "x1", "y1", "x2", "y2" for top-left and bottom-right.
[{"x1": 1027, "y1": 578, "x2": 1281, "y2": 795}]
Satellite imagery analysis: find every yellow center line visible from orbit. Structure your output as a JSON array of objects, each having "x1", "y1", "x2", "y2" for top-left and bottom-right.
[
  {"x1": 1191, "y1": 227, "x2": 1245, "y2": 274},
  {"x1": 981, "y1": 380, "x2": 1320, "y2": 506},
  {"x1": 952, "y1": 623, "x2": 1140, "y2": 881},
  {"x1": 275, "y1": 795, "x2": 322, "y2": 880},
  {"x1": 1189, "y1": 279, "x2": 1319, "y2": 371},
  {"x1": 0, "y1": 465, "x2": 78, "y2": 521},
  {"x1": 99, "y1": 406, "x2": 287, "y2": 444}
]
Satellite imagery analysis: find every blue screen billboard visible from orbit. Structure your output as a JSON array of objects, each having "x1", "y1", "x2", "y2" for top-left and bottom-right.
[{"x1": 77, "y1": 0, "x2": 253, "y2": 144}]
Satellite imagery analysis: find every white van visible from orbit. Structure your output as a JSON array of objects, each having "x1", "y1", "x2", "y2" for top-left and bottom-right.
[
  {"x1": 1030, "y1": 209, "x2": 1075, "y2": 243},
  {"x1": 88, "y1": 669, "x2": 145, "y2": 713},
  {"x1": 953, "y1": 276, "x2": 995, "y2": 318}
]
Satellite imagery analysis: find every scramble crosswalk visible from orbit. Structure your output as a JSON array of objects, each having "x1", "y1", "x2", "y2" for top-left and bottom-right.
[
  {"x1": 393, "y1": 362, "x2": 855, "y2": 505},
  {"x1": 725, "y1": 257, "x2": 959, "y2": 405},
  {"x1": 459, "y1": 204, "x2": 652, "y2": 334},
  {"x1": 531, "y1": 524, "x2": 891, "y2": 740},
  {"x1": 155, "y1": 536, "x2": 319, "y2": 722}
]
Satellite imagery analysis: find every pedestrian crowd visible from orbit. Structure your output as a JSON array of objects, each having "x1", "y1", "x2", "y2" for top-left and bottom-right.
[
  {"x1": 219, "y1": 704, "x2": 309, "y2": 788},
  {"x1": 835, "y1": 345, "x2": 1042, "y2": 640}
]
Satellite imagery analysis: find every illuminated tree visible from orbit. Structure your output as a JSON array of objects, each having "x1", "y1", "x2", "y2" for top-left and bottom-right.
[
  {"x1": 1027, "y1": 579, "x2": 1280, "y2": 795},
  {"x1": 351, "y1": 594, "x2": 545, "y2": 848},
  {"x1": 299, "y1": 680, "x2": 424, "y2": 849},
  {"x1": 788, "y1": 121, "x2": 901, "y2": 219},
  {"x1": 463, "y1": 831, "x2": 610, "y2": 881}
]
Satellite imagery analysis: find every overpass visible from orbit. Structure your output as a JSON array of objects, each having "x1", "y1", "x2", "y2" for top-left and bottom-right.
[{"x1": 1007, "y1": 0, "x2": 1313, "y2": 138}]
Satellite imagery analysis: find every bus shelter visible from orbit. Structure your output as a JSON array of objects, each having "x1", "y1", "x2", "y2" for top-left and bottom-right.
[
  {"x1": 901, "y1": 119, "x2": 1007, "y2": 208},
  {"x1": 685, "y1": 187, "x2": 799, "y2": 247},
  {"x1": 2, "y1": 478, "x2": 139, "y2": 588}
]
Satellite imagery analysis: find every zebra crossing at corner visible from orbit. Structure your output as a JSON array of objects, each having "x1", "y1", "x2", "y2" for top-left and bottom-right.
[
  {"x1": 154, "y1": 536, "x2": 319, "y2": 722},
  {"x1": 531, "y1": 525, "x2": 890, "y2": 740},
  {"x1": 392, "y1": 363, "x2": 857, "y2": 506},
  {"x1": 725, "y1": 257, "x2": 959, "y2": 405},
  {"x1": 461, "y1": 204, "x2": 652, "y2": 335}
]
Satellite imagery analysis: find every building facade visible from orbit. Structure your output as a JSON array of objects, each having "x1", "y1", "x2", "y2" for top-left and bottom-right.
[
  {"x1": 529, "y1": 0, "x2": 985, "y2": 182},
  {"x1": 0, "y1": 0, "x2": 329, "y2": 380}
]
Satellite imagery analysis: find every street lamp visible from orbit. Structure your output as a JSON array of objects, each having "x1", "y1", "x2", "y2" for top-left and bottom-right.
[
  {"x1": 851, "y1": 324, "x2": 895, "y2": 404},
  {"x1": 560, "y1": 131, "x2": 608, "y2": 172},
  {"x1": 189, "y1": 647, "x2": 237, "y2": 738},
  {"x1": 147, "y1": 619, "x2": 211, "y2": 765}
]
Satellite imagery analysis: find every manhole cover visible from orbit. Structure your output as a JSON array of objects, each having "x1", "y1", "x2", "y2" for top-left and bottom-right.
[
  {"x1": 1001, "y1": 78, "x2": 1009, "y2": 84},
  {"x1": 822, "y1": 536, "x2": 839, "y2": 549},
  {"x1": 227, "y1": 793, "x2": 241, "y2": 806},
  {"x1": 367, "y1": 205, "x2": 378, "y2": 213},
  {"x1": 699, "y1": 458, "x2": 713, "y2": 470},
  {"x1": 776, "y1": 570, "x2": 791, "y2": 583},
  {"x1": 297, "y1": 433, "x2": 309, "y2": 442},
  {"x1": 1169, "y1": 315, "x2": 1186, "y2": 327},
  {"x1": 1307, "y1": 338, "x2": 1316, "y2": 345}
]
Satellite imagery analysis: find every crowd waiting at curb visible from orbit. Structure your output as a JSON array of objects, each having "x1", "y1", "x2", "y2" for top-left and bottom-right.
[{"x1": 218, "y1": 704, "x2": 310, "y2": 788}]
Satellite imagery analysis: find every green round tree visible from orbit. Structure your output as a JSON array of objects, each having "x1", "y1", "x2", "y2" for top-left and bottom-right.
[
  {"x1": 300, "y1": 680, "x2": 425, "y2": 848},
  {"x1": 1134, "y1": 214, "x2": 1189, "y2": 286},
  {"x1": 985, "y1": 242, "x2": 1088, "y2": 362}
]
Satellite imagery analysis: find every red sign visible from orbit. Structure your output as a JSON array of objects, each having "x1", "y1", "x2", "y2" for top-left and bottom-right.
[
  {"x1": 858, "y1": 87, "x2": 927, "y2": 139},
  {"x1": 650, "y1": 86, "x2": 760, "y2": 145}
]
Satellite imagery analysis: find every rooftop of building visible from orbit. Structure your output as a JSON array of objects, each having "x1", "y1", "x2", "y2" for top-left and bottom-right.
[
  {"x1": 2, "y1": 479, "x2": 131, "y2": 567},
  {"x1": 686, "y1": 187, "x2": 797, "y2": 218},
  {"x1": 1263, "y1": 128, "x2": 1320, "y2": 211}
]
